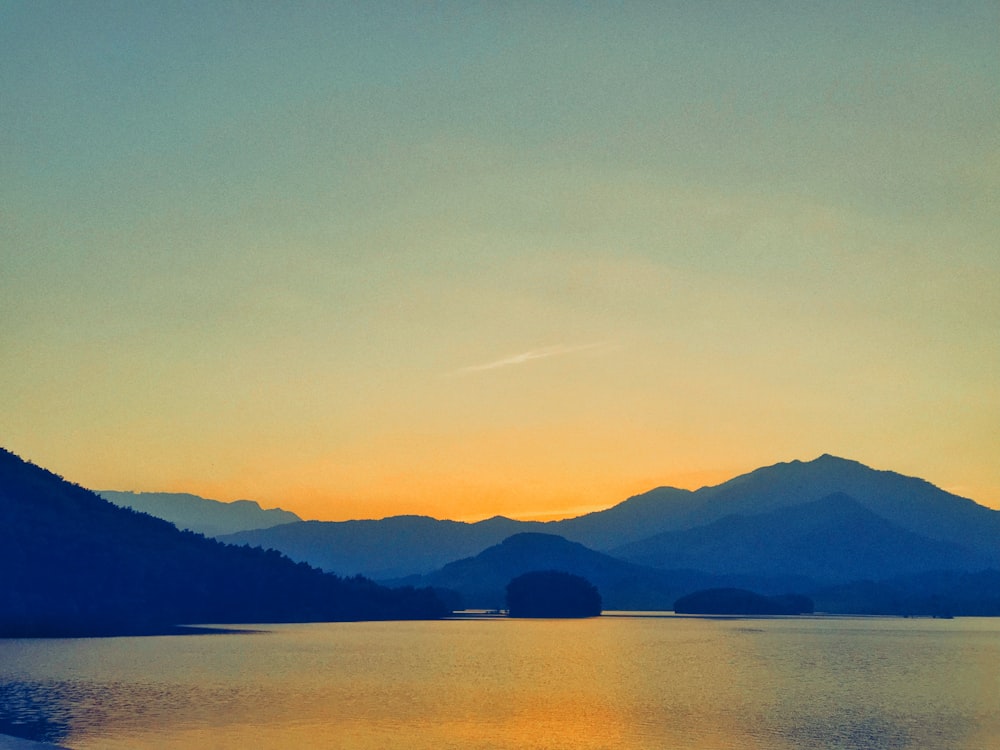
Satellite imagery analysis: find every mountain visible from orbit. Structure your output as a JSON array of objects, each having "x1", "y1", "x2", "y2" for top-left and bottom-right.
[
  {"x1": 399, "y1": 533, "x2": 797, "y2": 611},
  {"x1": 613, "y1": 493, "x2": 989, "y2": 583},
  {"x1": 549, "y1": 486, "x2": 702, "y2": 549},
  {"x1": 0, "y1": 448, "x2": 446, "y2": 637},
  {"x1": 99, "y1": 490, "x2": 302, "y2": 537},
  {"x1": 404, "y1": 529, "x2": 1000, "y2": 616},
  {"x1": 551, "y1": 455, "x2": 1000, "y2": 560},
  {"x1": 7, "y1": 449, "x2": 997, "y2": 622},
  {"x1": 219, "y1": 456, "x2": 1000, "y2": 583},
  {"x1": 219, "y1": 514, "x2": 544, "y2": 579}
]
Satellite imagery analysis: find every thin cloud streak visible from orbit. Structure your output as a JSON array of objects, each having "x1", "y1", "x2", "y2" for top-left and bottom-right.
[{"x1": 452, "y1": 342, "x2": 610, "y2": 376}]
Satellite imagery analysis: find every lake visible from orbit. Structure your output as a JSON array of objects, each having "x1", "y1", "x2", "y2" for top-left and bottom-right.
[{"x1": 1, "y1": 614, "x2": 998, "y2": 749}]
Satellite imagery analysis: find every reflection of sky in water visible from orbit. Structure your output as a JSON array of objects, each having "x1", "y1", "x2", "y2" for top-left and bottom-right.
[{"x1": 0, "y1": 618, "x2": 997, "y2": 749}]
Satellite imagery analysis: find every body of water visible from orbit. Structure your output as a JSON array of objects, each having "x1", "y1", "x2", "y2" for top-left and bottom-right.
[{"x1": 1, "y1": 614, "x2": 998, "y2": 749}]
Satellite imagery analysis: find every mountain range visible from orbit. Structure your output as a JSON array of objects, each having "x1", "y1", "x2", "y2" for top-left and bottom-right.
[
  {"x1": 9, "y1": 450, "x2": 1000, "y2": 622},
  {"x1": 216, "y1": 455, "x2": 1000, "y2": 586},
  {"x1": 220, "y1": 515, "x2": 542, "y2": 579},
  {"x1": 611, "y1": 492, "x2": 988, "y2": 581},
  {"x1": 99, "y1": 490, "x2": 301, "y2": 537},
  {"x1": 392, "y1": 532, "x2": 805, "y2": 611}
]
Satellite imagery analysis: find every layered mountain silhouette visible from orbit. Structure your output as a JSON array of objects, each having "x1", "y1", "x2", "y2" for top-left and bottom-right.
[
  {"x1": 0, "y1": 448, "x2": 445, "y2": 637},
  {"x1": 99, "y1": 490, "x2": 302, "y2": 537},
  {"x1": 220, "y1": 515, "x2": 545, "y2": 579},
  {"x1": 9, "y1": 450, "x2": 1000, "y2": 622},
  {"x1": 404, "y1": 528, "x2": 1000, "y2": 615},
  {"x1": 557, "y1": 454, "x2": 1000, "y2": 559},
  {"x1": 393, "y1": 533, "x2": 812, "y2": 611},
  {"x1": 397, "y1": 533, "x2": 684, "y2": 610},
  {"x1": 612, "y1": 492, "x2": 988, "y2": 581},
  {"x1": 218, "y1": 455, "x2": 1000, "y2": 589}
]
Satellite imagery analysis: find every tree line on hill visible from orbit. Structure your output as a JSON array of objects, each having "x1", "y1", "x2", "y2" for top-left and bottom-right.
[{"x1": 0, "y1": 448, "x2": 447, "y2": 637}]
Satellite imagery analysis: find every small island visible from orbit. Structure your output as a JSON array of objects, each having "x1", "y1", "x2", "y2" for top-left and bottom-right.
[
  {"x1": 674, "y1": 588, "x2": 814, "y2": 616},
  {"x1": 505, "y1": 570, "x2": 602, "y2": 618}
]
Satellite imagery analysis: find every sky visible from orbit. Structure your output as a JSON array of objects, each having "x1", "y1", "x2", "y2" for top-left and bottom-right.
[{"x1": 2, "y1": 2, "x2": 998, "y2": 522}]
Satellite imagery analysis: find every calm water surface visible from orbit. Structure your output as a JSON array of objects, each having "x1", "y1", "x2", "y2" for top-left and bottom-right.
[{"x1": 1, "y1": 615, "x2": 998, "y2": 749}]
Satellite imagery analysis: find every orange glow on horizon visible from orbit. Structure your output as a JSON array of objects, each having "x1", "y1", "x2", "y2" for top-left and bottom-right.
[
  {"x1": 119, "y1": 458, "x2": 1000, "y2": 524},
  {"x1": 3, "y1": 2, "x2": 998, "y2": 538}
]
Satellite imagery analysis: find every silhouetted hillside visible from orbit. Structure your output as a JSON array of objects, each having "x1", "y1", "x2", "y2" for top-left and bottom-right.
[
  {"x1": 214, "y1": 456, "x2": 1000, "y2": 591},
  {"x1": 100, "y1": 490, "x2": 301, "y2": 537},
  {"x1": 219, "y1": 515, "x2": 544, "y2": 579},
  {"x1": 549, "y1": 486, "x2": 701, "y2": 549},
  {"x1": 0, "y1": 448, "x2": 446, "y2": 637},
  {"x1": 401, "y1": 533, "x2": 791, "y2": 610},
  {"x1": 613, "y1": 493, "x2": 987, "y2": 583},
  {"x1": 575, "y1": 455, "x2": 1000, "y2": 562}
]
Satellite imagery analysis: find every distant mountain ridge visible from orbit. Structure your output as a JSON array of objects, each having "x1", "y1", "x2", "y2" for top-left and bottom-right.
[
  {"x1": 398, "y1": 533, "x2": 772, "y2": 611},
  {"x1": 612, "y1": 492, "x2": 989, "y2": 581},
  {"x1": 9, "y1": 448, "x2": 1000, "y2": 625},
  {"x1": 220, "y1": 515, "x2": 545, "y2": 579},
  {"x1": 99, "y1": 490, "x2": 301, "y2": 537},
  {"x1": 555, "y1": 454, "x2": 1000, "y2": 558},
  {"x1": 217, "y1": 455, "x2": 1000, "y2": 582},
  {"x1": 396, "y1": 527, "x2": 1000, "y2": 616}
]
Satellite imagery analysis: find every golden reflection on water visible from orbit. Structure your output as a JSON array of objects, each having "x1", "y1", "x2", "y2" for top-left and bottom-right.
[{"x1": 2, "y1": 616, "x2": 998, "y2": 749}]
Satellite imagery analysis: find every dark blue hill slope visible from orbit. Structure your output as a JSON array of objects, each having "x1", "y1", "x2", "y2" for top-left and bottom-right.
[{"x1": 0, "y1": 448, "x2": 445, "y2": 637}]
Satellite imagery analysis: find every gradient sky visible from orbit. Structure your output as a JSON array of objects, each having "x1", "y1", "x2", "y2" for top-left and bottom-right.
[{"x1": 3, "y1": 2, "x2": 998, "y2": 521}]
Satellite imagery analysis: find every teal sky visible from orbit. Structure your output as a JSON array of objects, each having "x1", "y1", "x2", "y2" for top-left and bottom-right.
[{"x1": 3, "y1": 2, "x2": 998, "y2": 520}]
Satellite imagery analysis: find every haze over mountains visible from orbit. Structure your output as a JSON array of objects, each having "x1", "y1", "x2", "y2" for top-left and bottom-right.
[
  {"x1": 395, "y1": 532, "x2": 776, "y2": 611},
  {"x1": 8, "y1": 450, "x2": 1000, "y2": 626},
  {"x1": 99, "y1": 490, "x2": 301, "y2": 537},
  {"x1": 123, "y1": 453, "x2": 1000, "y2": 615},
  {"x1": 612, "y1": 492, "x2": 988, "y2": 581},
  {"x1": 220, "y1": 515, "x2": 538, "y2": 580},
  {"x1": 218, "y1": 455, "x2": 1000, "y2": 581}
]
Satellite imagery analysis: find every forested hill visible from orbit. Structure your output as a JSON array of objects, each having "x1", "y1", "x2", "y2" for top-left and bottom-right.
[{"x1": 0, "y1": 448, "x2": 446, "y2": 637}]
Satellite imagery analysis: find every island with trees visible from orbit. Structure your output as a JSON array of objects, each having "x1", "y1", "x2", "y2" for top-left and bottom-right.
[{"x1": 505, "y1": 570, "x2": 602, "y2": 618}]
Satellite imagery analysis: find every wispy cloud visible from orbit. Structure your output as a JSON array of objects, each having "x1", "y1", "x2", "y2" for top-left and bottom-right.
[{"x1": 452, "y1": 342, "x2": 609, "y2": 376}]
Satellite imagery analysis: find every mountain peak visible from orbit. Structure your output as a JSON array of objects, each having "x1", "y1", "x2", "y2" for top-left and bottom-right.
[
  {"x1": 809, "y1": 454, "x2": 866, "y2": 468},
  {"x1": 760, "y1": 454, "x2": 865, "y2": 473},
  {"x1": 813, "y1": 453, "x2": 853, "y2": 463}
]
